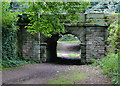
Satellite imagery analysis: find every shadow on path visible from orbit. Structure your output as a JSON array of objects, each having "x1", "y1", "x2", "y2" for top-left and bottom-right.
[{"x1": 49, "y1": 56, "x2": 82, "y2": 65}]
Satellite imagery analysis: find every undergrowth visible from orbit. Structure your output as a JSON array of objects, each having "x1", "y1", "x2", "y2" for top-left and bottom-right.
[
  {"x1": 92, "y1": 13, "x2": 120, "y2": 85},
  {"x1": 92, "y1": 53, "x2": 119, "y2": 84},
  {"x1": 1, "y1": 59, "x2": 40, "y2": 71}
]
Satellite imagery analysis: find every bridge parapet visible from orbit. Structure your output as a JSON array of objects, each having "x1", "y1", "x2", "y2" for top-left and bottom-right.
[
  {"x1": 64, "y1": 13, "x2": 109, "y2": 27},
  {"x1": 18, "y1": 13, "x2": 109, "y2": 63},
  {"x1": 19, "y1": 13, "x2": 110, "y2": 27}
]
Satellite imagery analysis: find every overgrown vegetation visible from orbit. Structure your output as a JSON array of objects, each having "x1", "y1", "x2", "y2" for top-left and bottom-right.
[
  {"x1": 2, "y1": 2, "x2": 27, "y2": 69},
  {"x1": 2, "y1": 2, "x2": 119, "y2": 84},
  {"x1": 24, "y1": 2, "x2": 90, "y2": 36},
  {"x1": 92, "y1": 13, "x2": 120, "y2": 84},
  {"x1": 2, "y1": 1, "x2": 89, "y2": 68}
]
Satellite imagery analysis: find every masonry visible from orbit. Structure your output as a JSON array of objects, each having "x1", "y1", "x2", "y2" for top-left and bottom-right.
[{"x1": 17, "y1": 13, "x2": 109, "y2": 63}]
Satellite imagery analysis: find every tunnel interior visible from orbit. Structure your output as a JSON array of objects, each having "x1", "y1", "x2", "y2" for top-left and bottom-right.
[
  {"x1": 57, "y1": 34, "x2": 81, "y2": 58},
  {"x1": 46, "y1": 33, "x2": 85, "y2": 65}
]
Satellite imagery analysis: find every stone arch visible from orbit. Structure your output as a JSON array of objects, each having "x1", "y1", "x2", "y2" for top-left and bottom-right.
[
  {"x1": 46, "y1": 26, "x2": 86, "y2": 64},
  {"x1": 17, "y1": 13, "x2": 109, "y2": 64}
]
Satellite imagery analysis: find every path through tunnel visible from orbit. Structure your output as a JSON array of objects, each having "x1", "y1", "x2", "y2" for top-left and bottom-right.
[{"x1": 46, "y1": 33, "x2": 85, "y2": 65}]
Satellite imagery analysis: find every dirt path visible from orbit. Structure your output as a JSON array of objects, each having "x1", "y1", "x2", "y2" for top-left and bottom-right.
[
  {"x1": 57, "y1": 42, "x2": 80, "y2": 54},
  {"x1": 57, "y1": 42, "x2": 81, "y2": 59},
  {"x1": 2, "y1": 63, "x2": 111, "y2": 84},
  {"x1": 2, "y1": 42, "x2": 111, "y2": 84}
]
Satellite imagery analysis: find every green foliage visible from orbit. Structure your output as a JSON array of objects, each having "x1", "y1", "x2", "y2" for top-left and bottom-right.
[
  {"x1": 2, "y1": 2, "x2": 19, "y2": 60},
  {"x1": 92, "y1": 13, "x2": 120, "y2": 84},
  {"x1": 24, "y1": 2, "x2": 90, "y2": 37},
  {"x1": 59, "y1": 34, "x2": 79, "y2": 41},
  {"x1": 2, "y1": 2, "x2": 89, "y2": 68},
  {"x1": 57, "y1": 53, "x2": 62, "y2": 56},
  {"x1": 68, "y1": 54, "x2": 80, "y2": 57},
  {"x1": 92, "y1": 54, "x2": 119, "y2": 84},
  {"x1": 107, "y1": 13, "x2": 120, "y2": 54},
  {"x1": 2, "y1": 2, "x2": 19, "y2": 30},
  {"x1": 2, "y1": 2, "x2": 25, "y2": 68},
  {"x1": 98, "y1": 54, "x2": 118, "y2": 84},
  {"x1": 2, "y1": 28, "x2": 17, "y2": 60},
  {"x1": 2, "y1": 59, "x2": 27, "y2": 68}
]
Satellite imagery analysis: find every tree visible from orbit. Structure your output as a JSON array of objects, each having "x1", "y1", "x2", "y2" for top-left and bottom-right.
[
  {"x1": 2, "y1": 2, "x2": 19, "y2": 30},
  {"x1": 23, "y1": 2, "x2": 90, "y2": 37},
  {"x1": 2, "y1": 1, "x2": 20, "y2": 61}
]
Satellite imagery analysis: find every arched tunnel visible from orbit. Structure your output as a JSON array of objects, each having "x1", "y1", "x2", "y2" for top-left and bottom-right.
[
  {"x1": 20, "y1": 26, "x2": 107, "y2": 64},
  {"x1": 45, "y1": 33, "x2": 86, "y2": 65}
]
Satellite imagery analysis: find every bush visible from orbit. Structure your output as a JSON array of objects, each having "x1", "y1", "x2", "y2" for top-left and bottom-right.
[
  {"x1": 92, "y1": 13, "x2": 120, "y2": 84},
  {"x1": 92, "y1": 53, "x2": 119, "y2": 84},
  {"x1": 2, "y1": 59, "x2": 27, "y2": 68},
  {"x1": 99, "y1": 54, "x2": 119, "y2": 84}
]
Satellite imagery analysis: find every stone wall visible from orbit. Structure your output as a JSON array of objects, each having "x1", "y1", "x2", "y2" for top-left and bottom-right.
[
  {"x1": 40, "y1": 33, "x2": 48, "y2": 62},
  {"x1": 38, "y1": 26, "x2": 107, "y2": 63},
  {"x1": 17, "y1": 28, "x2": 41, "y2": 61},
  {"x1": 17, "y1": 13, "x2": 109, "y2": 63},
  {"x1": 86, "y1": 27, "x2": 106, "y2": 62},
  {"x1": 18, "y1": 26, "x2": 107, "y2": 63}
]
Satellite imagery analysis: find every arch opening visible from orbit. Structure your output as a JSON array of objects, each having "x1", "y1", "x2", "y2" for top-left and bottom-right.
[{"x1": 55, "y1": 34, "x2": 82, "y2": 64}]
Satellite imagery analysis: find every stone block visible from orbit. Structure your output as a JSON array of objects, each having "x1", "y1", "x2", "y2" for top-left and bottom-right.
[{"x1": 86, "y1": 13, "x2": 105, "y2": 19}]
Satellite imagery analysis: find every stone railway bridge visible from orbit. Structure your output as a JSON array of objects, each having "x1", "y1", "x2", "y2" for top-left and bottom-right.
[{"x1": 17, "y1": 13, "x2": 109, "y2": 64}]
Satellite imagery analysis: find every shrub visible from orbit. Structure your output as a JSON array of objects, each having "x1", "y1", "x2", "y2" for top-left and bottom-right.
[
  {"x1": 99, "y1": 54, "x2": 119, "y2": 84},
  {"x1": 93, "y1": 13, "x2": 120, "y2": 84}
]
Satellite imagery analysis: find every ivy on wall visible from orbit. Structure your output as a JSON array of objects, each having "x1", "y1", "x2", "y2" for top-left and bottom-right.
[
  {"x1": 94, "y1": 13, "x2": 120, "y2": 84},
  {"x1": 2, "y1": 28, "x2": 16, "y2": 60},
  {"x1": 2, "y1": 2, "x2": 26, "y2": 68},
  {"x1": 107, "y1": 13, "x2": 120, "y2": 54}
]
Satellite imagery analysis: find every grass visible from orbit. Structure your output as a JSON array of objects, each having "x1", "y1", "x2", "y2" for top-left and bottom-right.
[
  {"x1": 68, "y1": 54, "x2": 80, "y2": 57},
  {"x1": 57, "y1": 53, "x2": 80, "y2": 57},
  {"x1": 57, "y1": 53, "x2": 62, "y2": 56},
  {"x1": 58, "y1": 41, "x2": 80, "y2": 44},
  {"x1": 49, "y1": 73, "x2": 87, "y2": 84},
  {"x1": 57, "y1": 43, "x2": 62, "y2": 45},
  {"x1": 48, "y1": 66, "x2": 88, "y2": 84}
]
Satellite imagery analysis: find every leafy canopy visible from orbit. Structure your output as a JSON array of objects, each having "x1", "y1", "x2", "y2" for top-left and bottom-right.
[
  {"x1": 24, "y1": 2, "x2": 90, "y2": 37},
  {"x1": 2, "y1": 2, "x2": 19, "y2": 30}
]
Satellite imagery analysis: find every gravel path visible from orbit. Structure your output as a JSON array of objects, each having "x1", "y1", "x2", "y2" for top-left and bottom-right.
[
  {"x1": 2, "y1": 63, "x2": 69, "y2": 84},
  {"x1": 2, "y1": 63, "x2": 111, "y2": 84},
  {"x1": 57, "y1": 42, "x2": 80, "y2": 54},
  {"x1": 2, "y1": 42, "x2": 111, "y2": 84}
]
